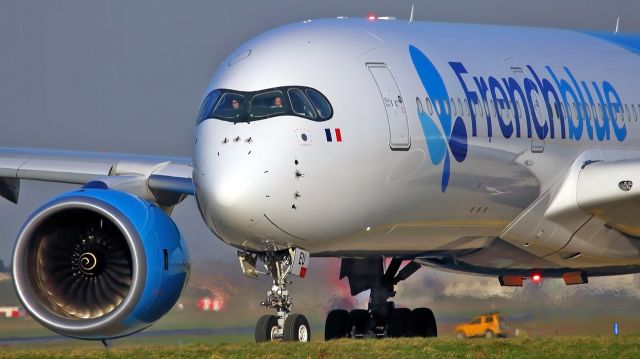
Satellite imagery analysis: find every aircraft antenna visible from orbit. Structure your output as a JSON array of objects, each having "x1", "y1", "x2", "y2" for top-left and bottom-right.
[
  {"x1": 615, "y1": 17, "x2": 620, "y2": 34},
  {"x1": 409, "y1": 3, "x2": 415, "y2": 23}
]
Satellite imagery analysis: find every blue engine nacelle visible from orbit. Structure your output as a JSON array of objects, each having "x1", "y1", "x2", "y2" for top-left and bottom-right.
[{"x1": 12, "y1": 188, "x2": 190, "y2": 340}]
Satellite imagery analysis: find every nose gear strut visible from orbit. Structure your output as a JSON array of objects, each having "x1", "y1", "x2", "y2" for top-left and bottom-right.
[{"x1": 239, "y1": 248, "x2": 311, "y2": 342}]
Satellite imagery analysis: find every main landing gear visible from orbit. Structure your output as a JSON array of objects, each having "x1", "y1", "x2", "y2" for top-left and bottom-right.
[
  {"x1": 325, "y1": 257, "x2": 437, "y2": 340},
  {"x1": 239, "y1": 248, "x2": 311, "y2": 342}
]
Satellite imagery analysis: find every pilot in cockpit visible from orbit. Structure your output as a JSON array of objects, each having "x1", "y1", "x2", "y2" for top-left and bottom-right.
[
  {"x1": 231, "y1": 99, "x2": 241, "y2": 110},
  {"x1": 272, "y1": 96, "x2": 283, "y2": 109}
]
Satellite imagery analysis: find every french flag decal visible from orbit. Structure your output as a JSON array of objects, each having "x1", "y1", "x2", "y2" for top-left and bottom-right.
[{"x1": 325, "y1": 128, "x2": 342, "y2": 142}]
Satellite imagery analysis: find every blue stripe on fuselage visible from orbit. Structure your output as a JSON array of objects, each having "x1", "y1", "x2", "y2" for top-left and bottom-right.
[{"x1": 582, "y1": 31, "x2": 640, "y2": 54}]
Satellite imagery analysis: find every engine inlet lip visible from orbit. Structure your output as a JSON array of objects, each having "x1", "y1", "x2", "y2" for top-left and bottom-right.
[{"x1": 12, "y1": 195, "x2": 148, "y2": 338}]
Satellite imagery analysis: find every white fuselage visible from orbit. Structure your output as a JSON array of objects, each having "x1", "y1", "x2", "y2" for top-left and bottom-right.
[{"x1": 192, "y1": 19, "x2": 640, "y2": 276}]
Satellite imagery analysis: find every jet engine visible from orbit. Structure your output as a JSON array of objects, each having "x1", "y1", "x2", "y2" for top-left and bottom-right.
[{"x1": 11, "y1": 188, "x2": 189, "y2": 340}]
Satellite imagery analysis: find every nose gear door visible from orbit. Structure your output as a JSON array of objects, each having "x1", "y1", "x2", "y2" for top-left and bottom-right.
[{"x1": 368, "y1": 64, "x2": 411, "y2": 150}]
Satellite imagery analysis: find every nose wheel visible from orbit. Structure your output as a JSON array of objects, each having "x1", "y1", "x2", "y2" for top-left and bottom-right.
[
  {"x1": 241, "y1": 249, "x2": 311, "y2": 342},
  {"x1": 283, "y1": 313, "x2": 311, "y2": 342}
]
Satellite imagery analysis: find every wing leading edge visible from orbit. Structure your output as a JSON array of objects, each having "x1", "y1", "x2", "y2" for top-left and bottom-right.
[{"x1": 0, "y1": 147, "x2": 194, "y2": 206}]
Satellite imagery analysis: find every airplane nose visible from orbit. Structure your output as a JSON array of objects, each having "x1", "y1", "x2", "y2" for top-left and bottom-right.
[
  {"x1": 194, "y1": 120, "x2": 308, "y2": 250},
  {"x1": 201, "y1": 160, "x2": 266, "y2": 230},
  {"x1": 195, "y1": 126, "x2": 271, "y2": 231},
  {"x1": 213, "y1": 172, "x2": 251, "y2": 209}
]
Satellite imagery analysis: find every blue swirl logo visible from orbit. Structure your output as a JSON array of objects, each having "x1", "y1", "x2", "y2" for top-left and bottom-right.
[{"x1": 409, "y1": 45, "x2": 468, "y2": 192}]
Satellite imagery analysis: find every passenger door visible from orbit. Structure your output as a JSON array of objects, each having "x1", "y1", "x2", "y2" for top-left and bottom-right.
[{"x1": 367, "y1": 64, "x2": 411, "y2": 150}]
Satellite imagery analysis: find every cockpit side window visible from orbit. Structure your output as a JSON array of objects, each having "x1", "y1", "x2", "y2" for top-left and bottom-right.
[
  {"x1": 249, "y1": 90, "x2": 286, "y2": 119},
  {"x1": 305, "y1": 89, "x2": 332, "y2": 119},
  {"x1": 196, "y1": 90, "x2": 220, "y2": 124},
  {"x1": 212, "y1": 93, "x2": 245, "y2": 120},
  {"x1": 288, "y1": 88, "x2": 317, "y2": 120}
]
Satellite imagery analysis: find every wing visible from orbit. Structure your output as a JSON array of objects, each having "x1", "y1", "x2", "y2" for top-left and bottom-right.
[
  {"x1": 0, "y1": 147, "x2": 194, "y2": 206},
  {"x1": 500, "y1": 154, "x2": 640, "y2": 269},
  {"x1": 575, "y1": 159, "x2": 640, "y2": 236}
]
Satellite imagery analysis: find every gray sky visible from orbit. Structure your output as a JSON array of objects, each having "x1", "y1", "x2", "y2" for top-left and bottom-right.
[{"x1": 1, "y1": 0, "x2": 640, "y2": 264}]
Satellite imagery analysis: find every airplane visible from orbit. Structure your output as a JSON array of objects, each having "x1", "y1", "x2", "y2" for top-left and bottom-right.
[{"x1": 2, "y1": 15, "x2": 640, "y2": 343}]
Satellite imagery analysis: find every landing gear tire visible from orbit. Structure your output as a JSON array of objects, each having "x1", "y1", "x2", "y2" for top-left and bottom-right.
[
  {"x1": 332, "y1": 257, "x2": 440, "y2": 340},
  {"x1": 325, "y1": 309, "x2": 352, "y2": 340},
  {"x1": 350, "y1": 309, "x2": 369, "y2": 337},
  {"x1": 247, "y1": 249, "x2": 312, "y2": 343},
  {"x1": 386, "y1": 308, "x2": 411, "y2": 338},
  {"x1": 412, "y1": 307, "x2": 437, "y2": 338},
  {"x1": 255, "y1": 315, "x2": 278, "y2": 343},
  {"x1": 283, "y1": 313, "x2": 311, "y2": 342}
]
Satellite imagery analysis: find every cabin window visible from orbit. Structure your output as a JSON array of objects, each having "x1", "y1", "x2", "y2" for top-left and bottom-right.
[
  {"x1": 626, "y1": 104, "x2": 631, "y2": 122},
  {"x1": 464, "y1": 98, "x2": 469, "y2": 118},
  {"x1": 615, "y1": 104, "x2": 623, "y2": 123},
  {"x1": 426, "y1": 97, "x2": 434, "y2": 115},
  {"x1": 416, "y1": 97, "x2": 424, "y2": 114},
  {"x1": 598, "y1": 103, "x2": 603, "y2": 121}
]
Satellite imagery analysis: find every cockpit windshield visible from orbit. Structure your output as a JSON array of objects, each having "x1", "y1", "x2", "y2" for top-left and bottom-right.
[
  {"x1": 197, "y1": 86, "x2": 332, "y2": 124},
  {"x1": 249, "y1": 90, "x2": 286, "y2": 119},
  {"x1": 212, "y1": 92, "x2": 245, "y2": 120}
]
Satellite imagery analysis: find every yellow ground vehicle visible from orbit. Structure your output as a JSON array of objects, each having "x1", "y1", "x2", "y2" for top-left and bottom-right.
[{"x1": 455, "y1": 312, "x2": 508, "y2": 338}]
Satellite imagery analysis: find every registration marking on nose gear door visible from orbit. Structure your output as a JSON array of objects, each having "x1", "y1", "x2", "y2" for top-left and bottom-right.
[{"x1": 291, "y1": 248, "x2": 310, "y2": 278}]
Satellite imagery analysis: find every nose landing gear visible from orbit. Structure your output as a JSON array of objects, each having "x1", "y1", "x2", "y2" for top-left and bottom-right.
[{"x1": 240, "y1": 248, "x2": 311, "y2": 342}]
